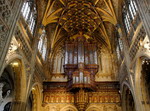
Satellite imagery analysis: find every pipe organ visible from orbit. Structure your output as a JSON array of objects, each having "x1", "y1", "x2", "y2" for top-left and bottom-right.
[
  {"x1": 64, "y1": 37, "x2": 98, "y2": 65},
  {"x1": 64, "y1": 35, "x2": 98, "y2": 90}
]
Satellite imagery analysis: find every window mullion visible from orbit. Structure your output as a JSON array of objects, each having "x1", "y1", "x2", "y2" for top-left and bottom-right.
[
  {"x1": 129, "y1": 4, "x2": 134, "y2": 19},
  {"x1": 22, "y1": 2, "x2": 28, "y2": 17},
  {"x1": 130, "y1": 0, "x2": 136, "y2": 16},
  {"x1": 25, "y1": 3, "x2": 30, "y2": 21},
  {"x1": 126, "y1": 13, "x2": 131, "y2": 31},
  {"x1": 124, "y1": 18, "x2": 129, "y2": 33},
  {"x1": 131, "y1": 0, "x2": 138, "y2": 13}
]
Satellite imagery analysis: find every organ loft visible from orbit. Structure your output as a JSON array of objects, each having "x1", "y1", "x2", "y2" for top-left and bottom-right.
[
  {"x1": 43, "y1": 32, "x2": 120, "y2": 111},
  {"x1": 0, "y1": 0, "x2": 150, "y2": 111}
]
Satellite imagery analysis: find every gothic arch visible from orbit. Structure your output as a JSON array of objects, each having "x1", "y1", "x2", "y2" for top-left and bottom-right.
[
  {"x1": 60, "y1": 105, "x2": 78, "y2": 111},
  {"x1": 137, "y1": 52, "x2": 150, "y2": 59},
  {"x1": 4, "y1": 53, "x2": 23, "y2": 68},
  {"x1": 0, "y1": 57, "x2": 27, "y2": 110},
  {"x1": 134, "y1": 55, "x2": 150, "y2": 111},
  {"x1": 121, "y1": 81, "x2": 133, "y2": 95},
  {"x1": 43, "y1": 105, "x2": 58, "y2": 111},
  {"x1": 29, "y1": 83, "x2": 42, "y2": 111},
  {"x1": 4, "y1": 53, "x2": 27, "y2": 101},
  {"x1": 86, "y1": 105, "x2": 102, "y2": 111},
  {"x1": 122, "y1": 84, "x2": 136, "y2": 111},
  {"x1": 0, "y1": 65, "x2": 14, "y2": 110},
  {"x1": 1, "y1": 52, "x2": 23, "y2": 76}
]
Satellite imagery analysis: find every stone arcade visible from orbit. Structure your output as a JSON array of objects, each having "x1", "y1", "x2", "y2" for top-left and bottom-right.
[{"x1": 0, "y1": 0, "x2": 150, "y2": 111}]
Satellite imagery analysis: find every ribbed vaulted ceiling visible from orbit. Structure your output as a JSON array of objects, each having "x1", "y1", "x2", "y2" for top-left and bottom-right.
[
  {"x1": 42, "y1": 0, "x2": 119, "y2": 51},
  {"x1": 59, "y1": 0, "x2": 101, "y2": 36}
]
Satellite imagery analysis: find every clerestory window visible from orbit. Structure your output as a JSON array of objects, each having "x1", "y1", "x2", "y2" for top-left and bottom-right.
[
  {"x1": 122, "y1": 0, "x2": 138, "y2": 34},
  {"x1": 21, "y1": 0, "x2": 37, "y2": 34}
]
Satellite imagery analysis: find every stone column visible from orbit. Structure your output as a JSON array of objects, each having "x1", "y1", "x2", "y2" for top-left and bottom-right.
[
  {"x1": 0, "y1": 0, "x2": 23, "y2": 76},
  {"x1": 11, "y1": 101, "x2": 26, "y2": 111}
]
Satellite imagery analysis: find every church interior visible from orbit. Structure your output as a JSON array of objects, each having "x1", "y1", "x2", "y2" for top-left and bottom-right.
[{"x1": 0, "y1": 0, "x2": 150, "y2": 111}]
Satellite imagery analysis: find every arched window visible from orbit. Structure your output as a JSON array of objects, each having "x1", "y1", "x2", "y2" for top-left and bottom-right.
[
  {"x1": 21, "y1": 0, "x2": 37, "y2": 34},
  {"x1": 122, "y1": 0, "x2": 138, "y2": 34},
  {"x1": 38, "y1": 30, "x2": 47, "y2": 60},
  {"x1": 141, "y1": 59, "x2": 150, "y2": 103}
]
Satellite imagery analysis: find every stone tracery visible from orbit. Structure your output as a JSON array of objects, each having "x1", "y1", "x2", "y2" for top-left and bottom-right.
[{"x1": 0, "y1": 0, "x2": 150, "y2": 111}]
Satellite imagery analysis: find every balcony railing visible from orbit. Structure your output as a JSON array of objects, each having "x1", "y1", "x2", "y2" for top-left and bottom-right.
[
  {"x1": 15, "y1": 26, "x2": 32, "y2": 62},
  {"x1": 129, "y1": 27, "x2": 146, "y2": 60}
]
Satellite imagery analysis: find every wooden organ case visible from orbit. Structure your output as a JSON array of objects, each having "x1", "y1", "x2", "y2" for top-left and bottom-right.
[
  {"x1": 43, "y1": 35, "x2": 121, "y2": 110},
  {"x1": 64, "y1": 35, "x2": 98, "y2": 90}
]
